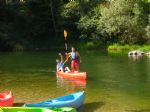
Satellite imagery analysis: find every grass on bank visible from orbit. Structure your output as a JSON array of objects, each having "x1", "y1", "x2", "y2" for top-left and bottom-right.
[{"x1": 107, "y1": 44, "x2": 150, "y2": 52}]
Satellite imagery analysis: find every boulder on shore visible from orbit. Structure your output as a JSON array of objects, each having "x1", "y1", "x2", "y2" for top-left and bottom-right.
[
  {"x1": 145, "y1": 51, "x2": 150, "y2": 56},
  {"x1": 128, "y1": 50, "x2": 145, "y2": 56}
]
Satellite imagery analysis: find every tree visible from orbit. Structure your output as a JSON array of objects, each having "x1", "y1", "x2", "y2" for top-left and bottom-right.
[
  {"x1": 77, "y1": 0, "x2": 149, "y2": 44},
  {"x1": 61, "y1": 0, "x2": 105, "y2": 42},
  {"x1": 100, "y1": 0, "x2": 150, "y2": 44},
  {"x1": 145, "y1": 15, "x2": 150, "y2": 40}
]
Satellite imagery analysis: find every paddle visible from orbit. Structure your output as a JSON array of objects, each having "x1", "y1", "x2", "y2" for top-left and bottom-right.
[
  {"x1": 64, "y1": 29, "x2": 70, "y2": 62},
  {"x1": 64, "y1": 29, "x2": 68, "y2": 51},
  {"x1": 62, "y1": 56, "x2": 71, "y2": 65}
]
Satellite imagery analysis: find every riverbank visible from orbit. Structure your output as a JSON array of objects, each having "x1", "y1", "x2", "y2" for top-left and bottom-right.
[
  {"x1": 107, "y1": 44, "x2": 150, "y2": 53},
  {"x1": 2, "y1": 42, "x2": 150, "y2": 53}
]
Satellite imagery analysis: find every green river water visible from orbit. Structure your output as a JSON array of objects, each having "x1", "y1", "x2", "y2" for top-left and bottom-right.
[{"x1": 0, "y1": 51, "x2": 150, "y2": 112}]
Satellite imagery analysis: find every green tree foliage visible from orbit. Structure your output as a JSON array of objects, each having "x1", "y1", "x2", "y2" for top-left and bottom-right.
[
  {"x1": 0, "y1": 0, "x2": 64, "y2": 51},
  {"x1": 61, "y1": 1, "x2": 80, "y2": 19},
  {"x1": 99, "y1": 0, "x2": 147, "y2": 44},
  {"x1": 77, "y1": 0, "x2": 150, "y2": 45},
  {"x1": 77, "y1": 6, "x2": 101, "y2": 40},
  {"x1": 61, "y1": 0, "x2": 106, "y2": 42},
  {"x1": 61, "y1": 1, "x2": 80, "y2": 43},
  {"x1": 0, "y1": 0, "x2": 150, "y2": 51},
  {"x1": 145, "y1": 15, "x2": 150, "y2": 39}
]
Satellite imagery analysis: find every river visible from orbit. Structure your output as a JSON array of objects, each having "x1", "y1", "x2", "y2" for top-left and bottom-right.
[{"x1": 0, "y1": 51, "x2": 150, "y2": 112}]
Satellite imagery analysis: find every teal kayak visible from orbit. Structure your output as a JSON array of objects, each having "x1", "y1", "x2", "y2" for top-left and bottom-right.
[
  {"x1": 23, "y1": 91, "x2": 85, "y2": 109},
  {"x1": 0, "y1": 107, "x2": 77, "y2": 112}
]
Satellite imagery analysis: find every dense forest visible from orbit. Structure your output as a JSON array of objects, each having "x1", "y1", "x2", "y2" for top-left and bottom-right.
[{"x1": 0, "y1": 0, "x2": 149, "y2": 51}]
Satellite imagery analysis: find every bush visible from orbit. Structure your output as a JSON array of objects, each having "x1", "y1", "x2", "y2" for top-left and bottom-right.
[{"x1": 108, "y1": 44, "x2": 150, "y2": 52}]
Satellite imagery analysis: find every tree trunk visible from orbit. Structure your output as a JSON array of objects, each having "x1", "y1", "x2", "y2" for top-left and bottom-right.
[
  {"x1": 49, "y1": 0, "x2": 58, "y2": 37},
  {"x1": 0, "y1": 0, "x2": 7, "y2": 5}
]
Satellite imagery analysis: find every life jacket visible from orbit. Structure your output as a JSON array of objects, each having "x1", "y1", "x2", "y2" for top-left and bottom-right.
[
  {"x1": 70, "y1": 52, "x2": 78, "y2": 60},
  {"x1": 57, "y1": 62, "x2": 64, "y2": 69}
]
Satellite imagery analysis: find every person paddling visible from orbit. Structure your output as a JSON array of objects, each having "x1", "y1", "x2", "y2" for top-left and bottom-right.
[
  {"x1": 56, "y1": 53, "x2": 70, "y2": 72},
  {"x1": 66, "y1": 47, "x2": 81, "y2": 73}
]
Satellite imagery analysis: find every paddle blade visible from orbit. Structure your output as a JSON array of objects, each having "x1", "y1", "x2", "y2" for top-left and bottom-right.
[{"x1": 64, "y1": 30, "x2": 67, "y2": 40}]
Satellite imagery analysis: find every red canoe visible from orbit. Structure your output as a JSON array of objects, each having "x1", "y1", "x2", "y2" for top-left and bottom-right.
[
  {"x1": 0, "y1": 91, "x2": 14, "y2": 107},
  {"x1": 57, "y1": 71, "x2": 87, "y2": 80}
]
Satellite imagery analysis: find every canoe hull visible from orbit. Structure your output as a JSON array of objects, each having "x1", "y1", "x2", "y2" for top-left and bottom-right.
[
  {"x1": 57, "y1": 76, "x2": 87, "y2": 87},
  {"x1": 24, "y1": 91, "x2": 85, "y2": 109},
  {"x1": 0, "y1": 91, "x2": 14, "y2": 107},
  {"x1": 57, "y1": 71, "x2": 86, "y2": 80}
]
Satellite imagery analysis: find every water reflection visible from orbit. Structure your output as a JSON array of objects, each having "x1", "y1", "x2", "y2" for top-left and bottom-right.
[
  {"x1": 56, "y1": 76, "x2": 86, "y2": 92},
  {"x1": 146, "y1": 54, "x2": 150, "y2": 59},
  {"x1": 78, "y1": 102, "x2": 105, "y2": 112},
  {"x1": 128, "y1": 55, "x2": 143, "y2": 61}
]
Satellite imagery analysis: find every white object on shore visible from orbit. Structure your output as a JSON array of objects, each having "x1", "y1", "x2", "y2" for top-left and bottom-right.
[
  {"x1": 145, "y1": 51, "x2": 150, "y2": 56},
  {"x1": 128, "y1": 50, "x2": 145, "y2": 56}
]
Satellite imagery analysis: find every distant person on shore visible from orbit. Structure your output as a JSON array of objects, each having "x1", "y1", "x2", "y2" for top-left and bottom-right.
[
  {"x1": 66, "y1": 47, "x2": 81, "y2": 73},
  {"x1": 56, "y1": 53, "x2": 70, "y2": 72}
]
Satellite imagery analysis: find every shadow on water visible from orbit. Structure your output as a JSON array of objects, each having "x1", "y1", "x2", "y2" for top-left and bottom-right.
[
  {"x1": 125, "y1": 109, "x2": 150, "y2": 112},
  {"x1": 13, "y1": 103, "x2": 25, "y2": 107},
  {"x1": 78, "y1": 102, "x2": 104, "y2": 112}
]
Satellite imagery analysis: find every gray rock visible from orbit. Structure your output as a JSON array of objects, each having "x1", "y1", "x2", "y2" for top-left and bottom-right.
[{"x1": 128, "y1": 50, "x2": 145, "y2": 56}]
